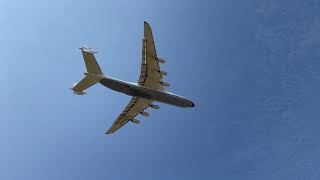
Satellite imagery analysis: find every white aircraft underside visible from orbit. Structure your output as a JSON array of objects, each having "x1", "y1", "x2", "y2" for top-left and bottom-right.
[{"x1": 72, "y1": 21, "x2": 194, "y2": 134}]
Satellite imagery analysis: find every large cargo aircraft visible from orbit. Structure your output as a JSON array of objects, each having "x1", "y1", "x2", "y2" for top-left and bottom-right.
[{"x1": 72, "y1": 21, "x2": 194, "y2": 134}]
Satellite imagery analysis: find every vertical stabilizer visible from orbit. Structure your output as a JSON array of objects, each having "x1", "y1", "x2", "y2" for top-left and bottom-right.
[{"x1": 80, "y1": 47, "x2": 103, "y2": 75}]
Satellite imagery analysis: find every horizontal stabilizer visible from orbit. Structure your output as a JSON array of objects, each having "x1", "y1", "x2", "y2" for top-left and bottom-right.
[{"x1": 72, "y1": 76, "x2": 98, "y2": 95}]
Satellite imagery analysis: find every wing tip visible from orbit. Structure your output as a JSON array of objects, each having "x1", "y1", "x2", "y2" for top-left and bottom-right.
[
  {"x1": 79, "y1": 46, "x2": 98, "y2": 54},
  {"x1": 144, "y1": 21, "x2": 151, "y2": 29},
  {"x1": 105, "y1": 131, "x2": 112, "y2": 135}
]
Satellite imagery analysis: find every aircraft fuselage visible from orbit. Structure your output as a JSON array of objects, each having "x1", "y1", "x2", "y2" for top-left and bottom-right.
[{"x1": 86, "y1": 73, "x2": 194, "y2": 108}]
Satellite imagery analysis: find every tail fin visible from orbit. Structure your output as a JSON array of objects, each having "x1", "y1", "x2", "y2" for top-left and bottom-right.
[
  {"x1": 71, "y1": 47, "x2": 103, "y2": 95},
  {"x1": 80, "y1": 47, "x2": 103, "y2": 75}
]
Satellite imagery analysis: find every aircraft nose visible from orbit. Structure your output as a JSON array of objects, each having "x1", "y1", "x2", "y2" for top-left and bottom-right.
[{"x1": 190, "y1": 101, "x2": 195, "y2": 107}]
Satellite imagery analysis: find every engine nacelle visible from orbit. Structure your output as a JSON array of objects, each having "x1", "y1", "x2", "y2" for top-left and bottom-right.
[
  {"x1": 157, "y1": 58, "x2": 166, "y2": 64},
  {"x1": 131, "y1": 119, "x2": 140, "y2": 124},
  {"x1": 150, "y1": 104, "x2": 160, "y2": 110},
  {"x1": 159, "y1": 70, "x2": 168, "y2": 76},
  {"x1": 140, "y1": 112, "x2": 150, "y2": 117},
  {"x1": 160, "y1": 81, "x2": 170, "y2": 87}
]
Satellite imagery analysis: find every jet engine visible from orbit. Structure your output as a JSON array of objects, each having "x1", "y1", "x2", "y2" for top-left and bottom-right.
[
  {"x1": 140, "y1": 112, "x2": 150, "y2": 117},
  {"x1": 150, "y1": 104, "x2": 160, "y2": 110},
  {"x1": 131, "y1": 119, "x2": 140, "y2": 124},
  {"x1": 159, "y1": 70, "x2": 168, "y2": 76},
  {"x1": 160, "y1": 81, "x2": 170, "y2": 87},
  {"x1": 157, "y1": 58, "x2": 166, "y2": 64}
]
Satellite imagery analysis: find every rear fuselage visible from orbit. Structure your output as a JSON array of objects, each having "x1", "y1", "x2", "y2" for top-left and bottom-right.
[{"x1": 97, "y1": 75, "x2": 194, "y2": 108}]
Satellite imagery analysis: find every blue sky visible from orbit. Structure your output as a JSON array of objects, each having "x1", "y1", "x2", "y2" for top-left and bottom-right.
[{"x1": 1, "y1": 0, "x2": 320, "y2": 179}]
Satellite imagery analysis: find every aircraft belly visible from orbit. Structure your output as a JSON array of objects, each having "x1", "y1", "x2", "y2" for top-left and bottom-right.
[
  {"x1": 127, "y1": 86, "x2": 193, "y2": 108},
  {"x1": 99, "y1": 78, "x2": 152, "y2": 99},
  {"x1": 148, "y1": 90, "x2": 193, "y2": 108},
  {"x1": 99, "y1": 77, "x2": 194, "y2": 108}
]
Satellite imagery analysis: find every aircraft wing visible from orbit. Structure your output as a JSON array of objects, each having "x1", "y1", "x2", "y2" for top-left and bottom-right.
[
  {"x1": 106, "y1": 22, "x2": 164, "y2": 134},
  {"x1": 106, "y1": 97, "x2": 153, "y2": 134},
  {"x1": 138, "y1": 21, "x2": 168, "y2": 91}
]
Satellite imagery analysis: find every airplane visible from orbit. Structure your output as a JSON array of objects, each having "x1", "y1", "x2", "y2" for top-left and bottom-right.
[{"x1": 72, "y1": 21, "x2": 195, "y2": 134}]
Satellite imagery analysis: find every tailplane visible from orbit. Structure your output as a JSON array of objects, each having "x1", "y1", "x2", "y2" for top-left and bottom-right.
[{"x1": 71, "y1": 47, "x2": 103, "y2": 95}]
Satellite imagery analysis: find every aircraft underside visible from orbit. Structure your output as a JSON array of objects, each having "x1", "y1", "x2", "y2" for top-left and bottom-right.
[{"x1": 99, "y1": 76, "x2": 194, "y2": 108}]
